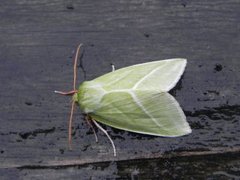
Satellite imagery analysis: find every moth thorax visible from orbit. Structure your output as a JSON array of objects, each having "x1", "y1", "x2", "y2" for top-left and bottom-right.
[{"x1": 78, "y1": 82, "x2": 105, "y2": 113}]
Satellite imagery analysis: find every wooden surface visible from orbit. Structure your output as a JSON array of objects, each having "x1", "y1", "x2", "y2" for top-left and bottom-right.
[{"x1": 0, "y1": 0, "x2": 239, "y2": 179}]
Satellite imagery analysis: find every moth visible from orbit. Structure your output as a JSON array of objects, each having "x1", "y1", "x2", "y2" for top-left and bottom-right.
[{"x1": 55, "y1": 44, "x2": 192, "y2": 156}]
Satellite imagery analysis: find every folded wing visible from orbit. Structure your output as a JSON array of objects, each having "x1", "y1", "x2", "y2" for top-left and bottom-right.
[
  {"x1": 93, "y1": 58, "x2": 187, "y2": 92},
  {"x1": 89, "y1": 90, "x2": 191, "y2": 137}
]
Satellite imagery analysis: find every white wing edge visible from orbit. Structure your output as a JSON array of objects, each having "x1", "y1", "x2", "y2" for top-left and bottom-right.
[
  {"x1": 92, "y1": 115, "x2": 192, "y2": 137},
  {"x1": 127, "y1": 58, "x2": 187, "y2": 92},
  {"x1": 132, "y1": 58, "x2": 187, "y2": 92},
  {"x1": 130, "y1": 58, "x2": 187, "y2": 67}
]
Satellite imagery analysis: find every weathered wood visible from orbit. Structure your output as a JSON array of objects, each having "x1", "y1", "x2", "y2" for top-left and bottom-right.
[
  {"x1": 4, "y1": 147, "x2": 238, "y2": 169},
  {"x1": 0, "y1": 0, "x2": 239, "y2": 178}
]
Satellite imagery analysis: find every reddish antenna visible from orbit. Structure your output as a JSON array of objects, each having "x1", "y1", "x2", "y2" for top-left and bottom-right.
[{"x1": 54, "y1": 43, "x2": 83, "y2": 150}]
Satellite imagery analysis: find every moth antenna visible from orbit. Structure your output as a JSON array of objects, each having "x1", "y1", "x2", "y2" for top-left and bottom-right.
[
  {"x1": 54, "y1": 90, "x2": 78, "y2": 95},
  {"x1": 92, "y1": 119, "x2": 116, "y2": 156},
  {"x1": 68, "y1": 43, "x2": 83, "y2": 150},
  {"x1": 54, "y1": 44, "x2": 83, "y2": 95},
  {"x1": 85, "y1": 115, "x2": 99, "y2": 142},
  {"x1": 68, "y1": 100, "x2": 75, "y2": 150},
  {"x1": 55, "y1": 44, "x2": 83, "y2": 150},
  {"x1": 73, "y1": 43, "x2": 83, "y2": 90}
]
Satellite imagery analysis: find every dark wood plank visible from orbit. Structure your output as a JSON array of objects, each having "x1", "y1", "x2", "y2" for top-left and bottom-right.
[{"x1": 0, "y1": 0, "x2": 239, "y2": 178}]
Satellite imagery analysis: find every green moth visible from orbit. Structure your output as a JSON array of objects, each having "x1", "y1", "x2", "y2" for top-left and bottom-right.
[{"x1": 55, "y1": 44, "x2": 192, "y2": 156}]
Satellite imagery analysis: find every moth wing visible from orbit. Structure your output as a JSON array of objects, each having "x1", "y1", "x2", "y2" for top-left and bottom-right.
[
  {"x1": 89, "y1": 90, "x2": 191, "y2": 137},
  {"x1": 92, "y1": 58, "x2": 187, "y2": 92}
]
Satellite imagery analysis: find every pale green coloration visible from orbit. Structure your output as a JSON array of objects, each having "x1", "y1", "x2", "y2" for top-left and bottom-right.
[{"x1": 76, "y1": 58, "x2": 192, "y2": 137}]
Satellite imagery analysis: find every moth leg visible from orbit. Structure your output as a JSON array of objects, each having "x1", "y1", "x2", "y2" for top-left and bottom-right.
[
  {"x1": 111, "y1": 63, "x2": 115, "y2": 72},
  {"x1": 85, "y1": 115, "x2": 98, "y2": 142},
  {"x1": 92, "y1": 119, "x2": 117, "y2": 157}
]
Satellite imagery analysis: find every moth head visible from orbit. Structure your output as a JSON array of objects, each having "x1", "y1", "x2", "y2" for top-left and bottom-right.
[{"x1": 72, "y1": 92, "x2": 78, "y2": 103}]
